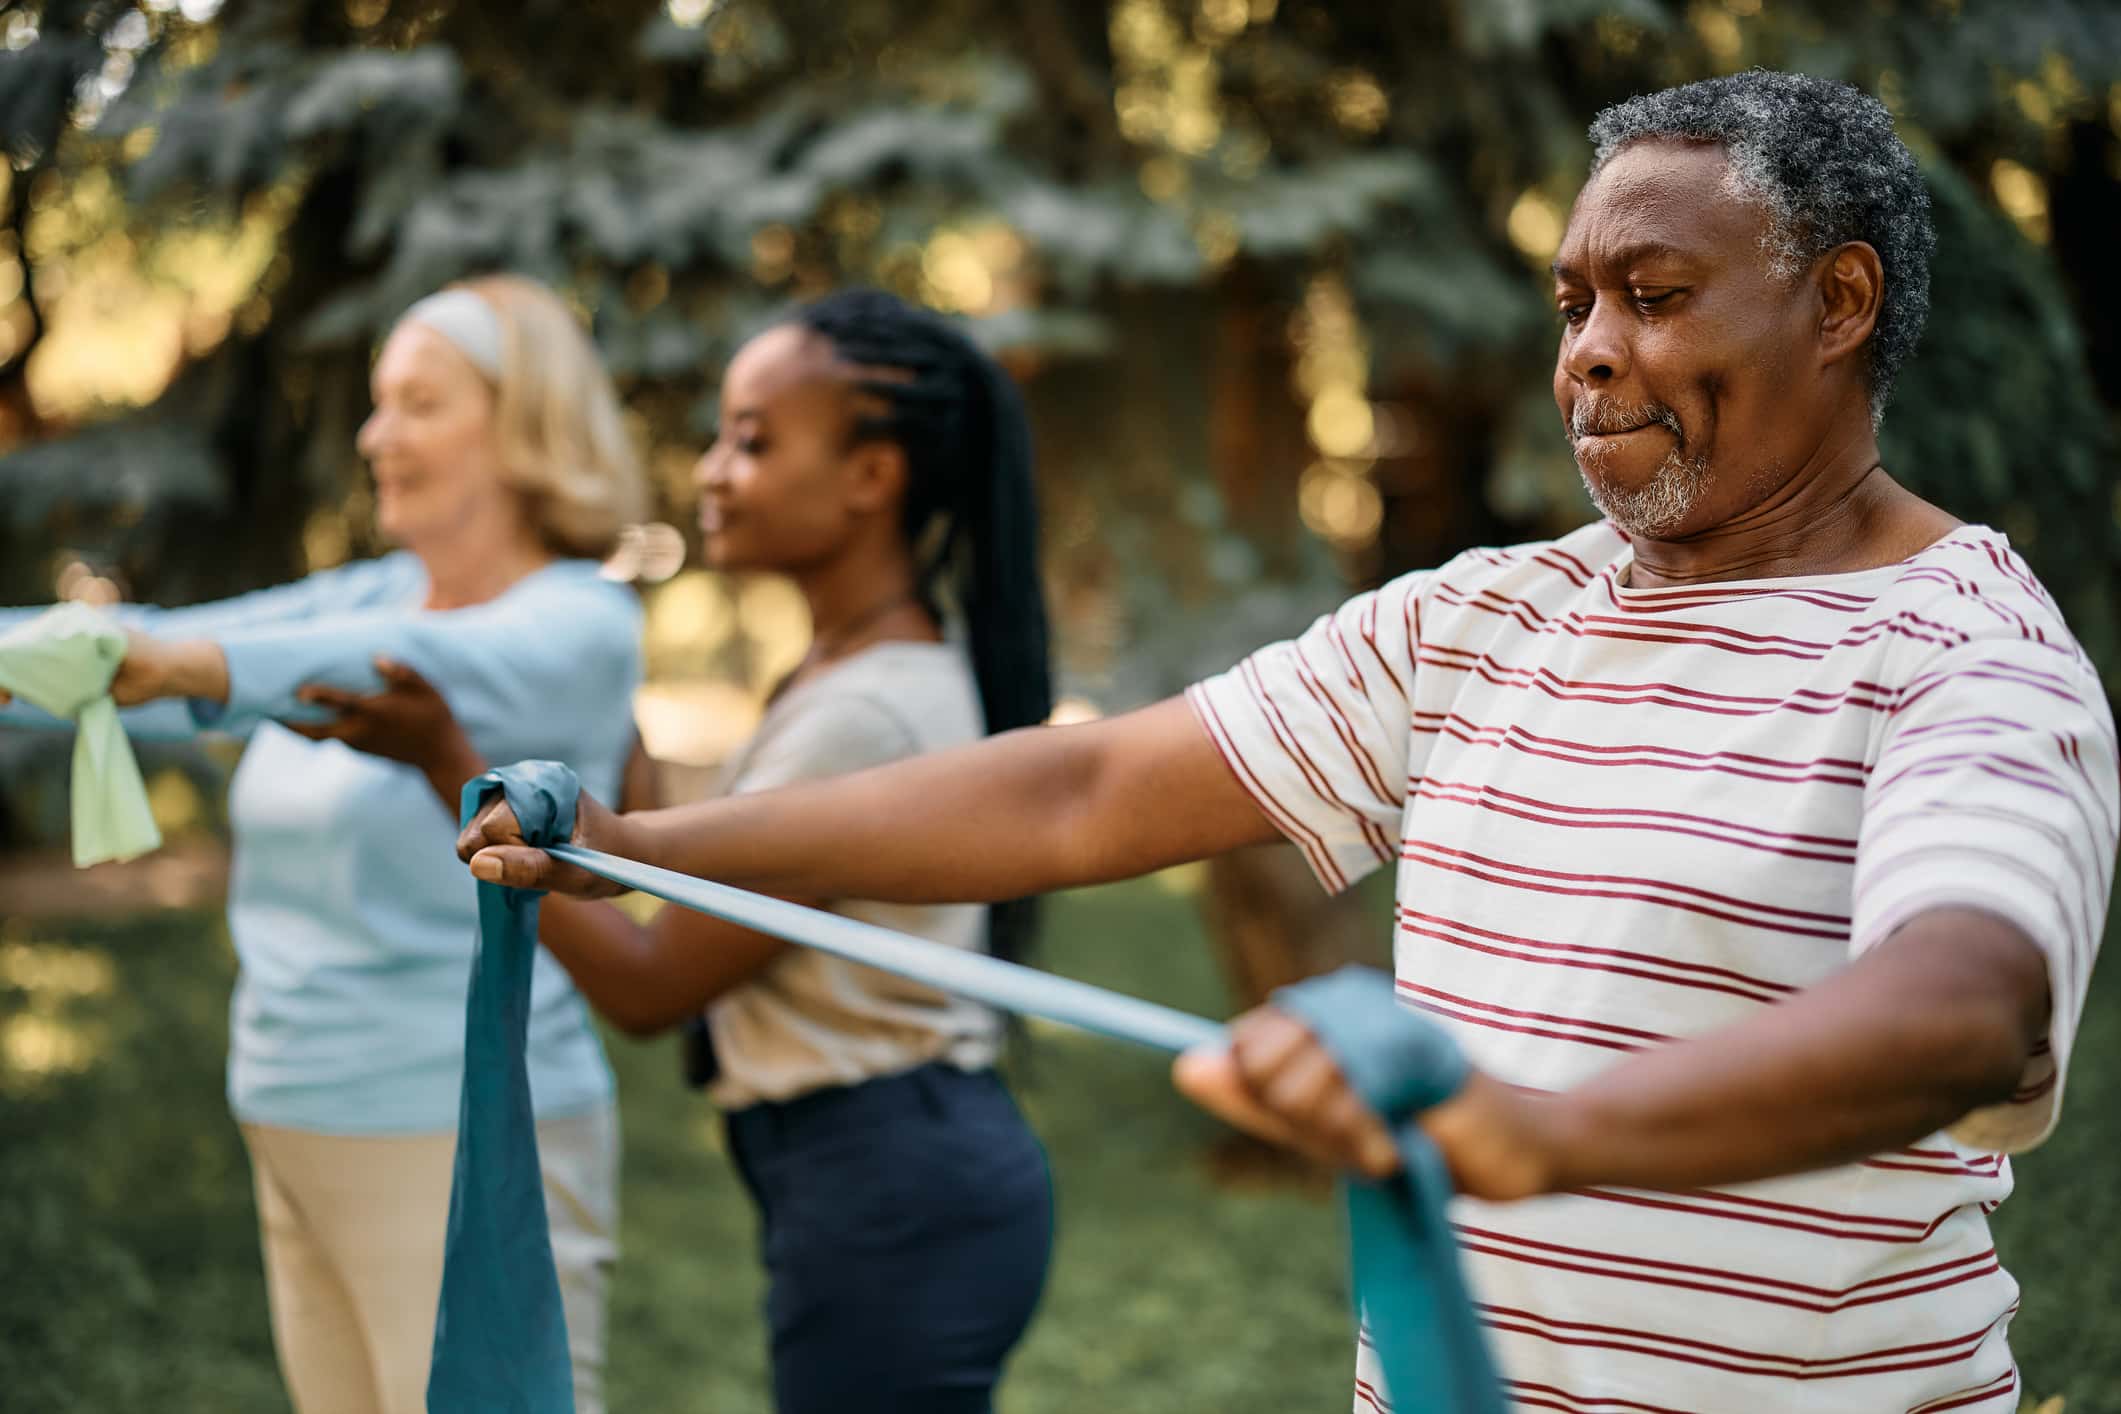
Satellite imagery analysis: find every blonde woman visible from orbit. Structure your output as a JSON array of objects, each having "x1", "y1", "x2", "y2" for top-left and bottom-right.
[{"x1": 1, "y1": 276, "x2": 647, "y2": 1414}]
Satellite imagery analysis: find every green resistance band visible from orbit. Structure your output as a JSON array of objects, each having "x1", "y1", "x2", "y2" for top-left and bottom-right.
[{"x1": 0, "y1": 604, "x2": 162, "y2": 867}]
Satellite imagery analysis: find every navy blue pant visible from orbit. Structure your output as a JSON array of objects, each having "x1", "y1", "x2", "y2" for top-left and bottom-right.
[{"x1": 726, "y1": 1065, "x2": 1054, "y2": 1414}]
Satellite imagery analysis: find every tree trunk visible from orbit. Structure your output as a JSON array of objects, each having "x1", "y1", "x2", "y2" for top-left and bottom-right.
[
  {"x1": 1200, "y1": 842, "x2": 1386, "y2": 1002},
  {"x1": 2047, "y1": 116, "x2": 2121, "y2": 410},
  {"x1": 1194, "y1": 277, "x2": 1389, "y2": 1014},
  {"x1": 128, "y1": 162, "x2": 375, "y2": 602}
]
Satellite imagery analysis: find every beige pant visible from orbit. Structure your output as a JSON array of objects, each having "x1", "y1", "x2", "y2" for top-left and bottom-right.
[{"x1": 241, "y1": 1106, "x2": 617, "y2": 1414}]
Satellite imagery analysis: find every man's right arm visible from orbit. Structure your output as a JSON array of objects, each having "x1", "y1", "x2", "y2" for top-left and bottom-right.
[{"x1": 461, "y1": 695, "x2": 1282, "y2": 901}]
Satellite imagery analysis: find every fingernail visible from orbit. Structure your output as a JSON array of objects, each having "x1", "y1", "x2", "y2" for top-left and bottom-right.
[{"x1": 470, "y1": 857, "x2": 501, "y2": 882}]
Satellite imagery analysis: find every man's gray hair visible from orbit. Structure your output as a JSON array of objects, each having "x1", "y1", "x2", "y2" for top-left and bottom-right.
[{"x1": 1588, "y1": 70, "x2": 1934, "y2": 427}]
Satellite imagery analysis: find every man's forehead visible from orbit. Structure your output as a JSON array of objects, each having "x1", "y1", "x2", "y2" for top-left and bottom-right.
[{"x1": 1556, "y1": 139, "x2": 1768, "y2": 271}]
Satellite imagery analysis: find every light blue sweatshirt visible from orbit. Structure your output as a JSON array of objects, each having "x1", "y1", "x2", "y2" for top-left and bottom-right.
[{"x1": 1, "y1": 553, "x2": 638, "y2": 1133}]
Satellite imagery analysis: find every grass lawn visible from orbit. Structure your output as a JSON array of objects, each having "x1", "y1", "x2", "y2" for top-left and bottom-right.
[{"x1": 1, "y1": 879, "x2": 2116, "y2": 1412}]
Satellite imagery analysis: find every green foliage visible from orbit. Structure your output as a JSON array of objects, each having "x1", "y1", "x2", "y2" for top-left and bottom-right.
[
  {"x1": 0, "y1": 0, "x2": 2115, "y2": 690},
  {"x1": 1883, "y1": 160, "x2": 2121, "y2": 679},
  {"x1": 0, "y1": 912, "x2": 288, "y2": 1411}
]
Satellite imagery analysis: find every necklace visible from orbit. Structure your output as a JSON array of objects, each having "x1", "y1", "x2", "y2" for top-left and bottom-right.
[
  {"x1": 812, "y1": 592, "x2": 922, "y2": 660},
  {"x1": 770, "y1": 592, "x2": 924, "y2": 703}
]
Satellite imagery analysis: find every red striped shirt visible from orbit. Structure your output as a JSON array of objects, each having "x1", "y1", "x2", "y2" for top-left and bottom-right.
[{"x1": 1188, "y1": 520, "x2": 2116, "y2": 1413}]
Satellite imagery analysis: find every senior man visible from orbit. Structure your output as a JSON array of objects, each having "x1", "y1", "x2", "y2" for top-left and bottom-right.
[{"x1": 464, "y1": 72, "x2": 2114, "y2": 1412}]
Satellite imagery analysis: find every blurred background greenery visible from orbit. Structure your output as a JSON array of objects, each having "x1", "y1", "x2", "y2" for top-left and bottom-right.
[
  {"x1": 1, "y1": 1, "x2": 2118, "y2": 1410},
  {"x1": 2, "y1": 0, "x2": 2118, "y2": 719}
]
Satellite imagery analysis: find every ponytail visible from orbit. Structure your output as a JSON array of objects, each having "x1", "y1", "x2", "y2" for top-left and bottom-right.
[{"x1": 791, "y1": 289, "x2": 1053, "y2": 960}]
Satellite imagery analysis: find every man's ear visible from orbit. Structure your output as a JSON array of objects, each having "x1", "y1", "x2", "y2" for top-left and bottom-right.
[{"x1": 1816, "y1": 240, "x2": 1884, "y2": 373}]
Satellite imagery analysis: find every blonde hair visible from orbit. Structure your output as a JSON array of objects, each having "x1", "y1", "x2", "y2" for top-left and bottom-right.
[{"x1": 444, "y1": 274, "x2": 648, "y2": 559}]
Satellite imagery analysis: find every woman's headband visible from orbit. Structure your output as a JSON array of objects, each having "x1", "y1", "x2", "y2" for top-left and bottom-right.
[{"x1": 399, "y1": 288, "x2": 504, "y2": 380}]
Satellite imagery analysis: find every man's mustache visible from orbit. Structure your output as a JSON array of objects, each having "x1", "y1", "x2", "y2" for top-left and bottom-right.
[{"x1": 1569, "y1": 399, "x2": 1683, "y2": 441}]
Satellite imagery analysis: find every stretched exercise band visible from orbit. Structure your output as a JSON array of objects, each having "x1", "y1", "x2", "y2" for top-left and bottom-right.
[
  {"x1": 543, "y1": 842, "x2": 1224, "y2": 1054},
  {"x1": 429, "y1": 760, "x2": 1503, "y2": 1413}
]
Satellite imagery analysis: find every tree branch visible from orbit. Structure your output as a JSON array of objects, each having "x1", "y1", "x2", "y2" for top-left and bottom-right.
[
  {"x1": 0, "y1": 159, "x2": 45, "y2": 390},
  {"x1": 1014, "y1": 0, "x2": 1126, "y2": 167}
]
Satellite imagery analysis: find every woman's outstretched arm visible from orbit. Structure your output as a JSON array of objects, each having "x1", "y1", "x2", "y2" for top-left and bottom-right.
[
  {"x1": 0, "y1": 568, "x2": 363, "y2": 734},
  {"x1": 461, "y1": 696, "x2": 1282, "y2": 903},
  {"x1": 292, "y1": 659, "x2": 790, "y2": 1034}
]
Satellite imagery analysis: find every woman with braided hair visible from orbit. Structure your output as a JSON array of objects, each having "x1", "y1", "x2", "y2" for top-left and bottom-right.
[{"x1": 313, "y1": 288, "x2": 1055, "y2": 1412}]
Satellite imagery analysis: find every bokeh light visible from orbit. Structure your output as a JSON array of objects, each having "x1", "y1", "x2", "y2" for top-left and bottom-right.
[
  {"x1": 1506, "y1": 189, "x2": 1566, "y2": 263},
  {"x1": 1991, "y1": 159, "x2": 2052, "y2": 244}
]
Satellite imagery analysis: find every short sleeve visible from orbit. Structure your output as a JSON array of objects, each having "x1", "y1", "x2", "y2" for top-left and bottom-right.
[
  {"x1": 1186, "y1": 573, "x2": 1426, "y2": 894},
  {"x1": 1853, "y1": 636, "x2": 2118, "y2": 1152},
  {"x1": 729, "y1": 690, "x2": 921, "y2": 798}
]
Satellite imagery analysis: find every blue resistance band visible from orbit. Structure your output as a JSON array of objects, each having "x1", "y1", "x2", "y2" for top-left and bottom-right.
[{"x1": 429, "y1": 760, "x2": 1503, "y2": 1413}]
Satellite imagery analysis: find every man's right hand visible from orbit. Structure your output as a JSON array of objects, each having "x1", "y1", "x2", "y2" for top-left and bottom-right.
[{"x1": 456, "y1": 786, "x2": 635, "y2": 898}]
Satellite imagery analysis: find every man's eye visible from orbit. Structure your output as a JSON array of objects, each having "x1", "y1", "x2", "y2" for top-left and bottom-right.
[
  {"x1": 1632, "y1": 290, "x2": 1678, "y2": 310},
  {"x1": 1560, "y1": 303, "x2": 1591, "y2": 326}
]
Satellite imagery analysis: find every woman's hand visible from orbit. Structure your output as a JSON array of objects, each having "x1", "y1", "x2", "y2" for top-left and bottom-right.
[
  {"x1": 287, "y1": 659, "x2": 472, "y2": 765},
  {"x1": 287, "y1": 658, "x2": 489, "y2": 811},
  {"x1": 108, "y1": 631, "x2": 229, "y2": 707},
  {"x1": 1173, "y1": 1004, "x2": 1567, "y2": 1199},
  {"x1": 457, "y1": 785, "x2": 635, "y2": 898}
]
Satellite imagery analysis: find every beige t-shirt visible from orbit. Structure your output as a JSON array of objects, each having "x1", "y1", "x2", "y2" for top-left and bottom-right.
[{"x1": 704, "y1": 641, "x2": 1004, "y2": 1109}]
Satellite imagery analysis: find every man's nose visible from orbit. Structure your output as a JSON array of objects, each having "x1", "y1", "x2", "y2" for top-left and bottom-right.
[{"x1": 1562, "y1": 298, "x2": 1629, "y2": 385}]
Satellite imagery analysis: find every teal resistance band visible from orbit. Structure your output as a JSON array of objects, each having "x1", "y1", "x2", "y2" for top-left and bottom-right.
[
  {"x1": 543, "y1": 842, "x2": 1223, "y2": 1055},
  {"x1": 430, "y1": 760, "x2": 1503, "y2": 1413},
  {"x1": 428, "y1": 767, "x2": 578, "y2": 1414},
  {"x1": 1276, "y1": 970, "x2": 1508, "y2": 1414}
]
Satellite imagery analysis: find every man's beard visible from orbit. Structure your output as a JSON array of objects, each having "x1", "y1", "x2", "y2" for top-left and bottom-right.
[
  {"x1": 1568, "y1": 399, "x2": 1713, "y2": 538},
  {"x1": 1581, "y1": 447, "x2": 1714, "y2": 538}
]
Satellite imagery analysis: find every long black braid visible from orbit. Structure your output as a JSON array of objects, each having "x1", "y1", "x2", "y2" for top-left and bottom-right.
[{"x1": 792, "y1": 289, "x2": 1054, "y2": 963}]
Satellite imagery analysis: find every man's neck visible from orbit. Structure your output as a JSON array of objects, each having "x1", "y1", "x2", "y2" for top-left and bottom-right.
[{"x1": 1624, "y1": 422, "x2": 1953, "y2": 588}]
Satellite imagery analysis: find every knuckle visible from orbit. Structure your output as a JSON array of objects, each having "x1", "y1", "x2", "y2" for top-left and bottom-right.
[
  {"x1": 1260, "y1": 1072, "x2": 1307, "y2": 1117},
  {"x1": 1319, "y1": 1089, "x2": 1374, "y2": 1143}
]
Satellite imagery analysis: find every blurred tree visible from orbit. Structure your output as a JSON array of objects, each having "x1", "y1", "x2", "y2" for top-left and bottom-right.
[
  {"x1": 2, "y1": 0, "x2": 2117, "y2": 992},
  {"x1": 4, "y1": 0, "x2": 2115, "y2": 642}
]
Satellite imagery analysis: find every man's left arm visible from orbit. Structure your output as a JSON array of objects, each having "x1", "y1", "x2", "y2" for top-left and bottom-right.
[
  {"x1": 1532, "y1": 907, "x2": 2051, "y2": 1191},
  {"x1": 1180, "y1": 634, "x2": 2118, "y2": 1192},
  {"x1": 1180, "y1": 907, "x2": 2049, "y2": 1194}
]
